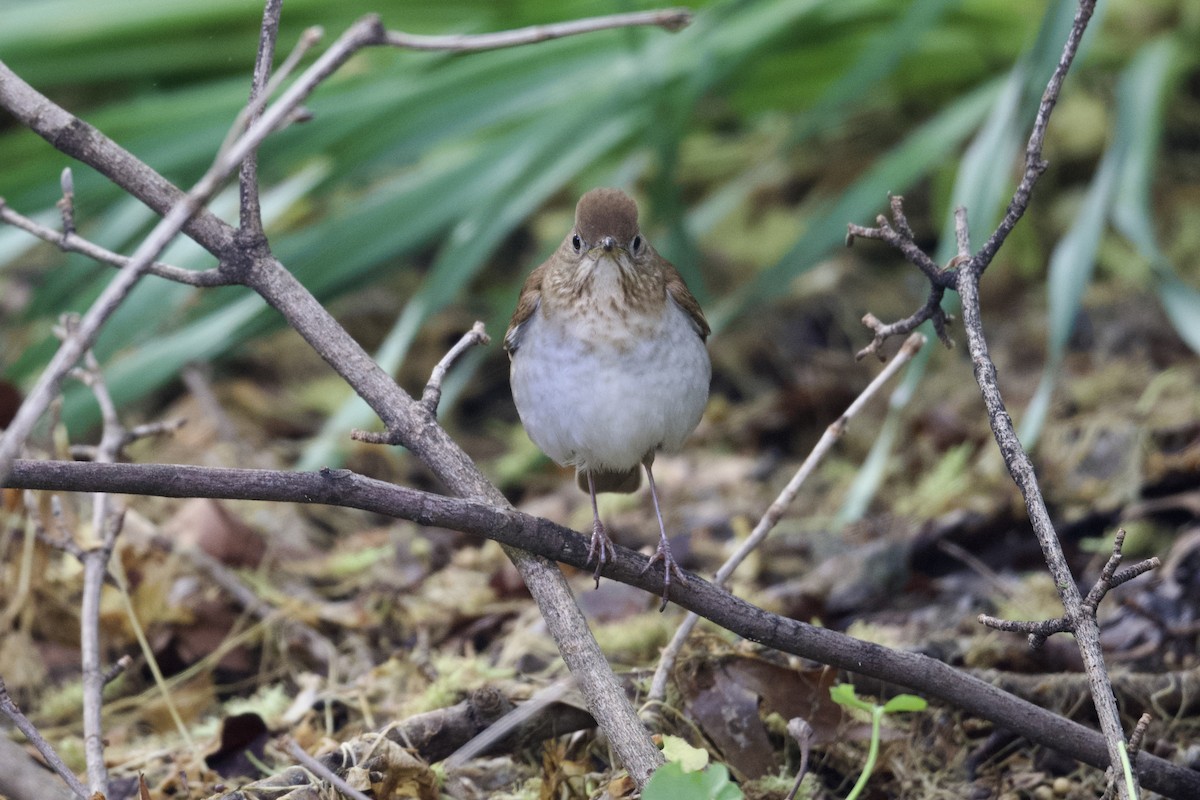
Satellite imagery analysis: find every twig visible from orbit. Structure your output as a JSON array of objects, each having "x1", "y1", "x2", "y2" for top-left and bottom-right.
[
  {"x1": 284, "y1": 739, "x2": 373, "y2": 800},
  {"x1": 972, "y1": 1, "x2": 1097, "y2": 271},
  {"x1": 0, "y1": 200, "x2": 225, "y2": 286},
  {"x1": 352, "y1": 321, "x2": 491, "y2": 443},
  {"x1": 979, "y1": 530, "x2": 1160, "y2": 647},
  {"x1": 649, "y1": 332, "x2": 925, "y2": 702},
  {"x1": 958, "y1": 246, "x2": 1144, "y2": 796},
  {"x1": 857, "y1": 289, "x2": 951, "y2": 360},
  {"x1": 56, "y1": 168, "x2": 75, "y2": 238},
  {"x1": 102, "y1": 654, "x2": 134, "y2": 687},
  {"x1": 784, "y1": 717, "x2": 814, "y2": 800},
  {"x1": 421, "y1": 321, "x2": 490, "y2": 414},
  {"x1": 80, "y1": 542, "x2": 113, "y2": 795},
  {"x1": 383, "y1": 8, "x2": 692, "y2": 51},
  {"x1": 236, "y1": 2, "x2": 322, "y2": 235},
  {"x1": 69, "y1": 419, "x2": 187, "y2": 461},
  {"x1": 7, "y1": 458, "x2": 1200, "y2": 798},
  {"x1": 1102, "y1": 713, "x2": 1154, "y2": 800},
  {"x1": 0, "y1": 676, "x2": 90, "y2": 800},
  {"x1": 846, "y1": 195, "x2": 950, "y2": 286},
  {"x1": 51, "y1": 322, "x2": 131, "y2": 796}
]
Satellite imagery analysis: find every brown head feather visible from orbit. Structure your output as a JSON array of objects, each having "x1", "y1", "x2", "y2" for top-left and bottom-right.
[{"x1": 575, "y1": 188, "x2": 639, "y2": 244}]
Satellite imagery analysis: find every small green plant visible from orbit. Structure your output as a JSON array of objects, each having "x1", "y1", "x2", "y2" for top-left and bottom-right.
[
  {"x1": 642, "y1": 736, "x2": 743, "y2": 800},
  {"x1": 829, "y1": 684, "x2": 927, "y2": 800}
]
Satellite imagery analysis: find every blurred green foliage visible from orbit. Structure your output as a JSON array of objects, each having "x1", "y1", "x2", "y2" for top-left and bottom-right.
[{"x1": 1, "y1": 0, "x2": 1196, "y2": 468}]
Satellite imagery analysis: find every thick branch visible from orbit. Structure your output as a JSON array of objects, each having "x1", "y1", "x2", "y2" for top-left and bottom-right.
[{"x1": 5, "y1": 459, "x2": 1198, "y2": 799}]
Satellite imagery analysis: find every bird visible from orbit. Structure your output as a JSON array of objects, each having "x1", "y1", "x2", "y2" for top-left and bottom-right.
[{"x1": 505, "y1": 188, "x2": 711, "y2": 609}]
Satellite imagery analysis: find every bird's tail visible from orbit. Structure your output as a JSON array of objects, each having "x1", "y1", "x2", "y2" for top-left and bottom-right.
[{"x1": 577, "y1": 466, "x2": 641, "y2": 494}]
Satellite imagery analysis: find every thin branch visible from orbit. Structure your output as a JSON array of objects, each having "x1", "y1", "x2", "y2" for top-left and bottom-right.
[
  {"x1": 421, "y1": 321, "x2": 491, "y2": 414},
  {"x1": 79, "y1": 540, "x2": 113, "y2": 795},
  {"x1": 846, "y1": 195, "x2": 949, "y2": 286},
  {"x1": 62, "y1": 334, "x2": 131, "y2": 796},
  {"x1": 784, "y1": 718, "x2": 814, "y2": 800},
  {"x1": 57, "y1": 167, "x2": 75, "y2": 238},
  {"x1": 856, "y1": 290, "x2": 950, "y2": 361},
  {"x1": 0, "y1": 677, "x2": 90, "y2": 800},
  {"x1": 5, "y1": 458, "x2": 1200, "y2": 798},
  {"x1": 845, "y1": 1, "x2": 1128, "y2": 791},
  {"x1": 353, "y1": 321, "x2": 492, "y2": 443},
  {"x1": 972, "y1": 0, "x2": 1098, "y2": 272},
  {"x1": 102, "y1": 655, "x2": 134, "y2": 687},
  {"x1": 649, "y1": 332, "x2": 926, "y2": 701},
  {"x1": 846, "y1": 196, "x2": 964, "y2": 359},
  {"x1": 237, "y1": 0, "x2": 285, "y2": 236},
  {"x1": 0, "y1": 200, "x2": 227, "y2": 286},
  {"x1": 67, "y1": 417, "x2": 187, "y2": 462},
  {"x1": 383, "y1": 8, "x2": 692, "y2": 51},
  {"x1": 978, "y1": 530, "x2": 1161, "y2": 648}
]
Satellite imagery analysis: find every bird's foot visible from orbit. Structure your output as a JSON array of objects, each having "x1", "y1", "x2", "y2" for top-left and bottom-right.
[
  {"x1": 641, "y1": 539, "x2": 688, "y2": 612},
  {"x1": 588, "y1": 519, "x2": 616, "y2": 588}
]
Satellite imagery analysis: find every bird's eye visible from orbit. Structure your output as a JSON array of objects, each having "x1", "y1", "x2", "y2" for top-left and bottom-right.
[
  {"x1": 632, "y1": 235, "x2": 643, "y2": 253},
  {"x1": 571, "y1": 234, "x2": 583, "y2": 253}
]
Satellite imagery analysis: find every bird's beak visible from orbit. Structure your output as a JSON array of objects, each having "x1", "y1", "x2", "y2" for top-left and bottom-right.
[{"x1": 590, "y1": 236, "x2": 626, "y2": 262}]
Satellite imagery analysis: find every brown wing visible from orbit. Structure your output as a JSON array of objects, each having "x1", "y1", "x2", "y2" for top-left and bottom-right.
[
  {"x1": 504, "y1": 260, "x2": 549, "y2": 356},
  {"x1": 662, "y1": 263, "x2": 710, "y2": 341}
]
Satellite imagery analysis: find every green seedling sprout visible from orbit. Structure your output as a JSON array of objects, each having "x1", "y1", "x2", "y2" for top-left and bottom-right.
[{"x1": 829, "y1": 684, "x2": 927, "y2": 800}]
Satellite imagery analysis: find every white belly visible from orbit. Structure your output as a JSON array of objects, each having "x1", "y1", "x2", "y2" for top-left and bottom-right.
[{"x1": 510, "y1": 301, "x2": 710, "y2": 472}]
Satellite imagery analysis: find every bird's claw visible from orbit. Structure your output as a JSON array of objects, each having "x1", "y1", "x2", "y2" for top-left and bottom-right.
[
  {"x1": 641, "y1": 541, "x2": 688, "y2": 611},
  {"x1": 588, "y1": 519, "x2": 616, "y2": 589}
]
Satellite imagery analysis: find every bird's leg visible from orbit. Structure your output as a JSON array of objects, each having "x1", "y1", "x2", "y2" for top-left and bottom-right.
[
  {"x1": 586, "y1": 471, "x2": 615, "y2": 588},
  {"x1": 641, "y1": 461, "x2": 688, "y2": 611}
]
